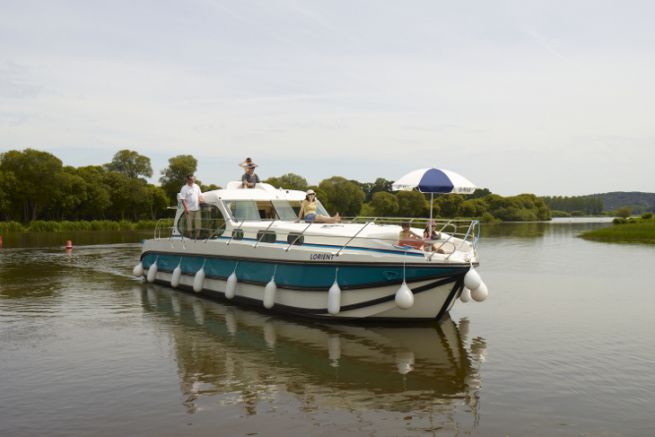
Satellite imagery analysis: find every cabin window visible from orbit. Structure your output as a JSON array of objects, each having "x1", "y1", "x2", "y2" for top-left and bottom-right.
[
  {"x1": 231, "y1": 229, "x2": 244, "y2": 240},
  {"x1": 177, "y1": 204, "x2": 225, "y2": 239},
  {"x1": 226, "y1": 200, "x2": 260, "y2": 220},
  {"x1": 287, "y1": 233, "x2": 304, "y2": 245},
  {"x1": 272, "y1": 200, "x2": 298, "y2": 221},
  {"x1": 225, "y1": 200, "x2": 279, "y2": 221},
  {"x1": 256, "y1": 230, "x2": 276, "y2": 243}
]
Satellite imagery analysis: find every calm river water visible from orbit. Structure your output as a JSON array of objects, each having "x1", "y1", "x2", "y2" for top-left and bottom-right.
[{"x1": 1, "y1": 219, "x2": 654, "y2": 436}]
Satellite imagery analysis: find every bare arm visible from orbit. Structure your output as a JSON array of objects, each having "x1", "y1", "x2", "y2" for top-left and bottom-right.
[{"x1": 296, "y1": 203, "x2": 305, "y2": 222}]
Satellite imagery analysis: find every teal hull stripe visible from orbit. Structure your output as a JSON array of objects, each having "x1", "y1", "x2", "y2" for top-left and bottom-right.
[{"x1": 141, "y1": 252, "x2": 464, "y2": 290}]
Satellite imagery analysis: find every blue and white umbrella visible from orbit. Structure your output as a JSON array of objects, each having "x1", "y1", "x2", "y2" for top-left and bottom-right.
[
  {"x1": 392, "y1": 168, "x2": 476, "y2": 194},
  {"x1": 392, "y1": 168, "x2": 477, "y2": 227}
]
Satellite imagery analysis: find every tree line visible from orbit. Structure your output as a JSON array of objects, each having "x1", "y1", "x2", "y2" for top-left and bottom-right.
[
  {"x1": 264, "y1": 174, "x2": 550, "y2": 221},
  {"x1": 542, "y1": 195, "x2": 604, "y2": 216},
  {"x1": 0, "y1": 148, "x2": 216, "y2": 222},
  {"x1": 0, "y1": 148, "x2": 551, "y2": 223}
]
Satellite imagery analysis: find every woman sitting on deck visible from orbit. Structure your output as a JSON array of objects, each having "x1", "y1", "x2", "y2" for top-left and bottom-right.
[{"x1": 297, "y1": 190, "x2": 341, "y2": 223}]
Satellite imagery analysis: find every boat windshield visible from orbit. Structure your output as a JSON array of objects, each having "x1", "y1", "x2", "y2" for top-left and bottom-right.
[{"x1": 224, "y1": 199, "x2": 330, "y2": 221}]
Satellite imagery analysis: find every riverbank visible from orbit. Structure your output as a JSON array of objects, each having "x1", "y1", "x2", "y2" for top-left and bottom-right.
[
  {"x1": 579, "y1": 216, "x2": 655, "y2": 244},
  {"x1": 0, "y1": 219, "x2": 166, "y2": 234}
]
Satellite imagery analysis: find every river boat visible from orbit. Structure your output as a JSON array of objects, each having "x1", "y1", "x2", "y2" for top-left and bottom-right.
[{"x1": 134, "y1": 181, "x2": 487, "y2": 321}]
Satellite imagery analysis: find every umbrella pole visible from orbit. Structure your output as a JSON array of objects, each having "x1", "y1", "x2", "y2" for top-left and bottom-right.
[{"x1": 429, "y1": 192, "x2": 434, "y2": 239}]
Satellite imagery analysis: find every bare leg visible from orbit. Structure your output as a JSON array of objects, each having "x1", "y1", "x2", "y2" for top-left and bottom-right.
[{"x1": 315, "y1": 213, "x2": 340, "y2": 224}]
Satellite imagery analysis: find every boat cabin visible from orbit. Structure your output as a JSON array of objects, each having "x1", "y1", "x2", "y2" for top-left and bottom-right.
[{"x1": 174, "y1": 182, "x2": 329, "y2": 239}]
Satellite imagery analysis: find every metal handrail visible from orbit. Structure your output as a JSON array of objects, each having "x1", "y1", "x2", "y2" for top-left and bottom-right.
[
  {"x1": 438, "y1": 220, "x2": 457, "y2": 236},
  {"x1": 334, "y1": 218, "x2": 376, "y2": 256},
  {"x1": 225, "y1": 219, "x2": 245, "y2": 245},
  {"x1": 157, "y1": 213, "x2": 479, "y2": 258},
  {"x1": 285, "y1": 221, "x2": 314, "y2": 252},
  {"x1": 154, "y1": 218, "x2": 175, "y2": 240},
  {"x1": 253, "y1": 220, "x2": 277, "y2": 248}
]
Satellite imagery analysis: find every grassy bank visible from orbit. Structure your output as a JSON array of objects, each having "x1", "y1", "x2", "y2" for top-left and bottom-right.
[
  {"x1": 0, "y1": 220, "x2": 163, "y2": 234},
  {"x1": 579, "y1": 216, "x2": 655, "y2": 244}
]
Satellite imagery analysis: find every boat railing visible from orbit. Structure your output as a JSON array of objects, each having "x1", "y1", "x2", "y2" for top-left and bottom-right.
[
  {"x1": 154, "y1": 218, "x2": 175, "y2": 240},
  {"x1": 252, "y1": 219, "x2": 277, "y2": 248},
  {"x1": 284, "y1": 221, "x2": 313, "y2": 252},
  {"x1": 349, "y1": 216, "x2": 480, "y2": 257},
  {"x1": 226, "y1": 219, "x2": 245, "y2": 245},
  {"x1": 155, "y1": 213, "x2": 479, "y2": 258},
  {"x1": 334, "y1": 218, "x2": 376, "y2": 256}
]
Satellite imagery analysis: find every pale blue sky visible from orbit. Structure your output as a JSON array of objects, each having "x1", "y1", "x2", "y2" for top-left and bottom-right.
[{"x1": 1, "y1": 0, "x2": 654, "y2": 195}]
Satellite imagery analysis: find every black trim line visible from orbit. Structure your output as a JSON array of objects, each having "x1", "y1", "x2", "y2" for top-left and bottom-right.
[
  {"x1": 151, "y1": 273, "x2": 464, "y2": 321},
  {"x1": 153, "y1": 268, "x2": 461, "y2": 291},
  {"x1": 434, "y1": 277, "x2": 465, "y2": 321}
]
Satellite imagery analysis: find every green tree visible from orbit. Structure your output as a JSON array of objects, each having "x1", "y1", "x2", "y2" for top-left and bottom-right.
[
  {"x1": 318, "y1": 176, "x2": 365, "y2": 216},
  {"x1": 460, "y1": 199, "x2": 487, "y2": 217},
  {"x1": 0, "y1": 169, "x2": 18, "y2": 220},
  {"x1": 74, "y1": 166, "x2": 112, "y2": 220},
  {"x1": 355, "y1": 178, "x2": 394, "y2": 201},
  {"x1": 615, "y1": 207, "x2": 631, "y2": 218},
  {"x1": 435, "y1": 195, "x2": 464, "y2": 218},
  {"x1": 466, "y1": 188, "x2": 491, "y2": 200},
  {"x1": 396, "y1": 191, "x2": 428, "y2": 217},
  {"x1": 103, "y1": 171, "x2": 138, "y2": 220},
  {"x1": 0, "y1": 148, "x2": 64, "y2": 221},
  {"x1": 104, "y1": 149, "x2": 153, "y2": 179},
  {"x1": 200, "y1": 183, "x2": 221, "y2": 192},
  {"x1": 159, "y1": 155, "x2": 198, "y2": 204},
  {"x1": 145, "y1": 185, "x2": 170, "y2": 219},
  {"x1": 265, "y1": 173, "x2": 308, "y2": 191},
  {"x1": 369, "y1": 192, "x2": 399, "y2": 216},
  {"x1": 50, "y1": 169, "x2": 88, "y2": 220}
]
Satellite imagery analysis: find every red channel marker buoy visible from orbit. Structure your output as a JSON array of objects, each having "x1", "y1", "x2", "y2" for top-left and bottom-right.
[
  {"x1": 66, "y1": 240, "x2": 73, "y2": 249},
  {"x1": 0, "y1": 235, "x2": 3, "y2": 248}
]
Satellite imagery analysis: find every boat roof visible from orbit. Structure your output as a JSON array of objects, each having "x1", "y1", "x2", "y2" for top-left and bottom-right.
[{"x1": 202, "y1": 181, "x2": 307, "y2": 203}]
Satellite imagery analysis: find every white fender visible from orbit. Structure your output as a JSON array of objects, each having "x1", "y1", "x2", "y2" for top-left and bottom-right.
[
  {"x1": 225, "y1": 272, "x2": 237, "y2": 299},
  {"x1": 146, "y1": 262, "x2": 158, "y2": 283},
  {"x1": 193, "y1": 267, "x2": 205, "y2": 292},
  {"x1": 395, "y1": 281, "x2": 414, "y2": 309},
  {"x1": 327, "y1": 280, "x2": 341, "y2": 315},
  {"x1": 464, "y1": 268, "x2": 482, "y2": 290},
  {"x1": 263, "y1": 279, "x2": 277, "y2": 309},
  {"x1": 471, "y1": 281, "x2": 489, "y2": 302},
  {"x1": 460, "y1": 287, "x2": 471, "y2": 303},
  {"x1": 133, "y1": 262, "x2": 144, "y2": 277},
  {"x1": 171, "y1": 265, "x2": 182, "y2": 288}
]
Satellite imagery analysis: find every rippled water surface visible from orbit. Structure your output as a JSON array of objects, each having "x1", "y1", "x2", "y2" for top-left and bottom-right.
[{"x1": 1, "y1": 221, "x2": 654, "y2": 436}]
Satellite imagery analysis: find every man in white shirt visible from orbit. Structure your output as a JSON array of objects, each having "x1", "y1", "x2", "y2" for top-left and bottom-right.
[{"x1": 178, "y1": 174, "x2": 203, "y2": 238}]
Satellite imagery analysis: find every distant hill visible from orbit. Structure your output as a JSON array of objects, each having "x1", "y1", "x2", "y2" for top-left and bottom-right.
[
  {"x1": 542, "y1": 192, "x2": 655, "y2": 215},
  {"x1": 597, "y1": 192, "x2": 655, "y2": 213}
]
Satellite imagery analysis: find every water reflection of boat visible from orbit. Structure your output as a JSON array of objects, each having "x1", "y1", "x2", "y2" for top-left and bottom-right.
[{"x1": 139, "y1": 283, "x2": 486, "y2": 423}]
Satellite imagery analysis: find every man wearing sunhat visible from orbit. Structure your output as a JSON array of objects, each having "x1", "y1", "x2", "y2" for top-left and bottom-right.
[{"x1": 241, "y1": 163, "x2": 260, "y2": 188}]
